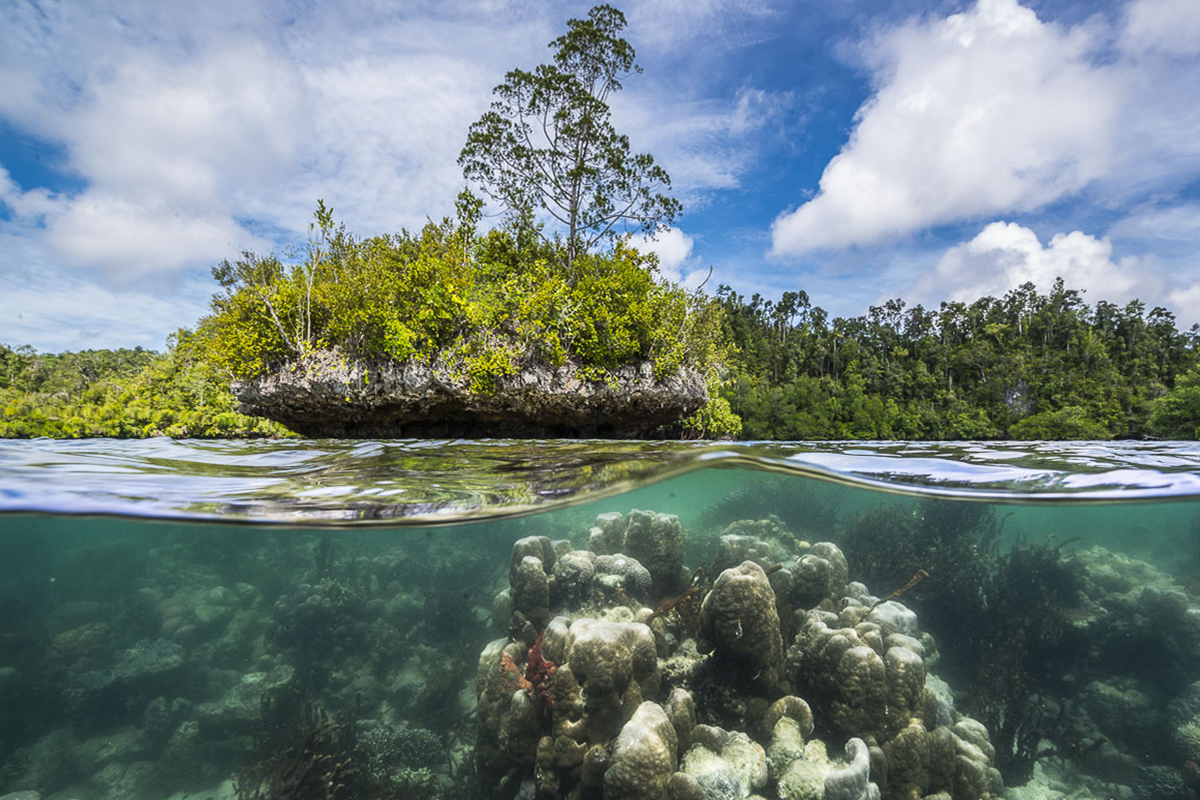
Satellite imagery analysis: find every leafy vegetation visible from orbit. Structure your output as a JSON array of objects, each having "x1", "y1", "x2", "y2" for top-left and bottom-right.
[
  {"x1": 6, "y1": 275, "x2": 1200, "y2": 440},
  {"x1": 203, "y1": 199, "x2": 726, "y2": 396},
  {"x1": 0, "y1": 332, "x2": 285, "y2": 438},
  {"x1": 717, "y1": 280, "x2": 1200, "y2": 440}
]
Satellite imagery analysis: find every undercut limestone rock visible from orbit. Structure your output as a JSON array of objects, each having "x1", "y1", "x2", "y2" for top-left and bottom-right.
[{"x1": 234, "y1": 352, "x2": 707, "y2": 438}]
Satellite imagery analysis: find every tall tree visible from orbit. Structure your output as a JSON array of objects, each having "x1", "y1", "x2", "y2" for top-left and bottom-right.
[{"x1": 459, "y1": 4, "x2": 680, "y2": 271}]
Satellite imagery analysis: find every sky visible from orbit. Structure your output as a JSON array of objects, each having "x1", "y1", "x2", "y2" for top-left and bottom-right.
[{"x1": 2, "y1": 0, "x2": 1200, "y2": 352}]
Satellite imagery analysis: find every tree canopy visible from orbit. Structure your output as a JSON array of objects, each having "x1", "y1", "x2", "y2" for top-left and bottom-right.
[
  {"x1": 715, "y1": 279, "x2": 1200, "y2": 440},
  {"x1": 6, "y1": 277, "x2": 1200, "y2": 440},
  {"x1": 0, "y1": 333, "x2": 285, "y2": 438},
  {"x1": 459, "y1": 4, "x2": 679, "y2": 270}
]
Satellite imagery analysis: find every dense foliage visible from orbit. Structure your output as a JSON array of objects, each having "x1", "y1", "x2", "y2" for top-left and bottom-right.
[
  {"x1": 0, "y1": 332, "x2": 285, "y2": 438},
  {"x1": 716, "y1": 279, "x2": 1200, "y2": 440},
  {"x1": 203, "y1": 200, "x2": 727, "y2": 397}
]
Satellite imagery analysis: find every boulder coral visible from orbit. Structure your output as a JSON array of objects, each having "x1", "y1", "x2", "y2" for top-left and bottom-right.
[
  {"x1": 477, "y1": 514, "x2": 1003, "y2": 800},
  {"x1": 589, "y1": 509, "x2": 686, "y2": 600},
  {"x1": 698, "y1": 561, "x2": 785, "y2": 687},
  {"x1": 605, "y1": 701, "x2": 678, "y2": 800}
]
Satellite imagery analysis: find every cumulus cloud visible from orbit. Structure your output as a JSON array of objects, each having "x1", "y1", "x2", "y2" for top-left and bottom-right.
[
  {"x1": 0, "y1": 235, "x2": 214, "y2": 351},
  {"x1": 0, "y1": 167, "x2": 64, "y2": 222},
  {"x1": 0, "y1": 1, "x2": 775, "y2": 297},
  {"x1": 913, "y1": 221, "x2": 1150, "y2": 308},
  {"x1": 771, "y1": 0, "x2": 1121, "y2": 256},
  {"x1": 626, "y1": 228, "x2": 696, "y2": 283}
]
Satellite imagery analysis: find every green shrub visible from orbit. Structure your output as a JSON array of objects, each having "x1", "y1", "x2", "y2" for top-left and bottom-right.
[{"x1": 200, "y1": 202, "x2": 728, "y2": 397}]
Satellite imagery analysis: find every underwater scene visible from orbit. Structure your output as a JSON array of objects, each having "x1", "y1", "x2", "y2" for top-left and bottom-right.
[{"x1": 2, "y1": 441, "x2": 1200, "y2": 800}]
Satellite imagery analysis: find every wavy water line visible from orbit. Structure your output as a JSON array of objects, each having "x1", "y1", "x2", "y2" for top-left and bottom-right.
[{"x1": 1, "y1": 438, "x2": 1200, "y2": 526}]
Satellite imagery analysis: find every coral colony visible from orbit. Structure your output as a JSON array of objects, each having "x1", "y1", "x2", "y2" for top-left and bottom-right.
[{"x1": 477, "y1": 510, "x2": 999, "y2": 799}]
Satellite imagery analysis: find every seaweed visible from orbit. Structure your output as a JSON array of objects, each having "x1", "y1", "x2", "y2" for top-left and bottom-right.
[
  {"x1": 961, "y1": 537, "x2": 1087, "y2": 784},
  {"x1": 838, "y1": 499, "x2": 1001, "y2": 685},
  {"x1": 236, "y1": 706, "x2": 362, "y2": 800},
  {"x1": 237, "y1": 701, "x2": 451, "y2": 800}
]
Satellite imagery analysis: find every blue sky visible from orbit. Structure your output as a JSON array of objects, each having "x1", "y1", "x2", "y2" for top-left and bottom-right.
[{"x1": 2, "y1": 0, "x2": 1199, "y2": 351}]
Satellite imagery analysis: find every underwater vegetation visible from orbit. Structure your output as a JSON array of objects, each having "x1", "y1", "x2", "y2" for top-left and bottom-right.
[{"x1": 838, "y1": 500, "x2": 1200, "y2": 798}]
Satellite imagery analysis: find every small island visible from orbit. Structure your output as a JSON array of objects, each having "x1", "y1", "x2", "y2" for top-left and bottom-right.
[{"x1": 204, "y1": 5, "x2": 735, "y2": 440}]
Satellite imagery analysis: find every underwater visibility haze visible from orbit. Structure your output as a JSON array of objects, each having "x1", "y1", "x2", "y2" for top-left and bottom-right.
[{"x1": 2, "y1": 439, "x2": 1200, "y2": 800}]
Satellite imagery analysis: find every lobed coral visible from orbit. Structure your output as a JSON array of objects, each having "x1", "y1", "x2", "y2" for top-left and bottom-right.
[{"x1": 476, "y1": 511, "x2": 1003, "y2": 800}]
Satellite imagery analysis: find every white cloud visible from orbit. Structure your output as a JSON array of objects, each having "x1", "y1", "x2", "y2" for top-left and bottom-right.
[
  {"x1": 627, "y1": 228, "x2": 696, "y2": 283},
  {"x1": 616, "y1": 86, "x2": 794, "y2": 209},
  {"x1": 771, "y1": 0, "x2": 1121, "y2": 256},
  {"x1": 0, "y1": 167, "x2": 65, "y2": 222},
  {"x1": 0, "y1": 0, "x2": 786, "y2": 350},
  {"x1": 46, "y1": 192, "x2": 269, "y2": 277},
  {"x1": 626, "y1": 0, "x2": 775, "y2": 53},
  {"x1": 1108, "y1": 203, "x2": 1200, "y2": 246},
  {"x1": 0, "y1": 0, "x2": 776, "y2": 341},
  {"x1": 0, "y1": 237, "x2": 214, "y2": 351},
  {"x1": 1121, "y1": 0, "x2": 1200, "y2": 56},
  {"x1": 914, "y1": 221, "x2": 1150, "y2": 308}
]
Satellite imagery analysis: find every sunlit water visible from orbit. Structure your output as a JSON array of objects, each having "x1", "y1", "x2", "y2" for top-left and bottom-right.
[{"x1": 1, "y1": 439, "x2": 1199, "y2": 800}]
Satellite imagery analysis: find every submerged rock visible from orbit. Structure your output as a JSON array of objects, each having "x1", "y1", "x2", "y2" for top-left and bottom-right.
[{"x1": 232, "y1": 351, "x2": 707, "y2": 438}]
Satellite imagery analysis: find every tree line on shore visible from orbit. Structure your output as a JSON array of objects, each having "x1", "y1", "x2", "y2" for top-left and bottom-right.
[
  {"x1": 0, "y1": 330, "x2": 286, "y2": 439},
  {"x1": 715, "y1": 279, "x2": 1200, "y2": 440},
  {"x1": 4, "y1": 276, "x2": 1199, "y2": 440}
]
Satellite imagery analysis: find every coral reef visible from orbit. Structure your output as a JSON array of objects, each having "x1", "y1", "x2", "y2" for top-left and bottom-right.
[
  {"x1": 476, "y1": 512, "x2": 1003, "y2": 800},
  {"x1": 3, "y1": 494, "x2": 1196, "y2": 800}
]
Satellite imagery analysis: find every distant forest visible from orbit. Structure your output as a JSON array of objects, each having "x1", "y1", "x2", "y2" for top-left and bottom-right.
[
  {"x1": 3, "y1": 279, "x2": 1200, "y2": 440},
  {"x1": 715, "y1": 279, "x2": 1200, "y2": 440},
  {"x1": 0, "y1": 330, "x2": 285, "y2": 439}
]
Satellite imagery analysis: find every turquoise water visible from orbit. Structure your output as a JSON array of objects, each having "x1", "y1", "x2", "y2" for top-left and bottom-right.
[{"x1": 1, "y1": 440, "x2": 1200, "y2": 800}]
